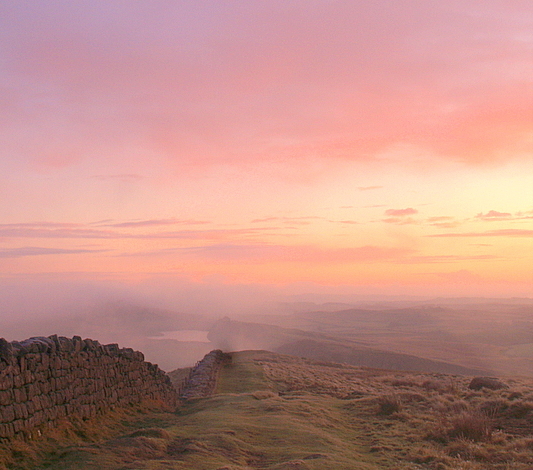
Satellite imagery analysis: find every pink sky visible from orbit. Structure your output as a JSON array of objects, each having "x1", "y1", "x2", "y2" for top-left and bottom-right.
[{"x1": 1, "y1": 1, "x2": 532, "y2": 301}]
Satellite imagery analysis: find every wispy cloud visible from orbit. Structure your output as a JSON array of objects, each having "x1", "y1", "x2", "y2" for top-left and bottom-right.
[
  {"x1": 250, "y1": 216, "x2": 323, "y2": 225},
  {"x1": 0, "y1": 222, "x2": 84, "y2": 229},
  {"x1": 475, "y1": 210, "x2": 513, "y2": 221},
  {"x1": 115, "y1": 243, "x2": 415, "y2": 264},
  {"x1": 405, "y1": 254, "x2": 498, "y2": 264},
  {"x1": 383, "y1": 217, "x2": 418, "y2": 225},
  {"x1": 99, "y1": 218, "x2": 210, "y2": 228},
  {"x1": 426, "y1": 216, "x2": 461, "y2": 228},
  {"x1": 0, "y1": 226, "x2": 119, "y2": 239},
  {"x1": 0, "y1": 223, "x2": 277, "y2": 241},
  {"x1": 91, "y1": 174, "x2": 145, "y2": 182},
  {"x1": 385, "y1": 208, "x2": 418, "y2": 217},
  {"x1": 474, "y1": 210, "x2": 533, "y2": 222},
  {"x1": 357, "y1": 186, "x2": 383, "y2": 191},
  {"x1": 331, "y1": 220, "x2": 359, "y2": 225},
  {"x1": 428, "y1": 229, "x2": 533, "y2": 238},
  {"x1": 0, "y1": 247, "x2": 106, "y2": 258}
]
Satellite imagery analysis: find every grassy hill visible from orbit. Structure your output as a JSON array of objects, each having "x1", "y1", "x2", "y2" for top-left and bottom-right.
[{"x1": 5, "y1": 350, "x2": 533, "y2": 469}]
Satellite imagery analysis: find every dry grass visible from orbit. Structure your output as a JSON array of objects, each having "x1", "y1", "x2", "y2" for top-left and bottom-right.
[
  {"x1": 5, "y1": 350, "x2": 533, "y2": 469},
  {"x1": 447, "y1": 411, "x2": 493, "y2": 441},
  {"x1": 0, "y1": 400, "x2": 166, "y2": 470},
  {"x1": 377, "y1": 394, "x2": 402, "y2": 416},
  {"x1": 254, "y1": 351, "x2": 533, "y2": 470}
]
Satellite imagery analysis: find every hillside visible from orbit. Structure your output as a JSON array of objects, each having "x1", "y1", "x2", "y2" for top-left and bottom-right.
[
  {"x1": 221, "y1": 300, "x2": 533, "y2": 377},
  {"x1": 208, "y1": 318, "x2": 488, "y2": 375},
  {"x1": 9, "y1": 350, "x2": 533, "y2": 470}
]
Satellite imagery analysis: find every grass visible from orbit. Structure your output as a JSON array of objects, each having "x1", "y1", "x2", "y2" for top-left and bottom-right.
[{"x1": 7, "y1": 350, "x2": 533, "y2": 469}]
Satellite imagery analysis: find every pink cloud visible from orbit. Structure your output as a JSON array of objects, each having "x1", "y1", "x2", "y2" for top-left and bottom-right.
[
  {"x1": 434, "y1": 269, "x2": 485, "y2": 283},
  {"x1": 426, "y1": 216, "x2": 461, "y2": 228},
  {"x1": 405, "y1": 254, "x2": 498, "y2": 264},
  {"x1": 101, "y1": 218, "x2": 210, "y2": 228},
  {"x1": 1, "y1": 1, "x2": 531, "y2": 174},
  {"x1": 0, "y1": 222, "x2": 280, "y2": 242},
  {"x1": 91, "y1": 174, "x2": 145, "y2": 182},
  {"x1": 250, "y1": 217, "x2": 323, "y2": 225},
  {"x1": 385, "y1": 208, "x2": 418, "y2": 217},
  {"x1": 0, "y1": 247, "x2": 105, "y2": 258},
  {"x1": 333, "y1": 220, "x2": 359, "y2": 225},
  {"x1": 428, "y1": 229, "x2": 533, "y2": 238},
  {"x1": 475, "y1": 210, "x2": 513, "y2": 220},
  {"x1": 0, "y1": 226, "x2": 119, "y2": 239},
  {"x1": 125, "y1": 243, "x2": 415, "y2": 264},
  {"x1": 382, "y1": 217, "x2": 418, "y2": 225}
]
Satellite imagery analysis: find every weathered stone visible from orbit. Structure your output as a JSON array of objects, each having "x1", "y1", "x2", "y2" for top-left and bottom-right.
[
  {"x1": 0, "y1": 339, "x2": 14, "y2": 363},
  {"x1": 0, "y1": 404, "x2": 15, "y2": 423},
  {"x1": 0, "y1": 390, "x2": 12, "y2": 406}
]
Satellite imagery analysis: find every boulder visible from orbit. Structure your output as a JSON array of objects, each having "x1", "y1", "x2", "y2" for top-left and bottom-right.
[{"x1": 468, "y1": 376, "x2": 507, "y2": 391}]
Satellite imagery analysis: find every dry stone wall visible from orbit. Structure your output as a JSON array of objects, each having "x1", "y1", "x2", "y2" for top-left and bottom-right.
[
  {"x1": 0, "y1": 335, "x2": 178, "y2": 440},
  {"x1": 179, "y1": 349, "x2": 228, "y2": 400}
]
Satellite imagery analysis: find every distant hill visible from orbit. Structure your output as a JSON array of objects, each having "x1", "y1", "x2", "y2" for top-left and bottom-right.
[{"x1": 208, "y1": 318, "x2": 489, "y2": 375}]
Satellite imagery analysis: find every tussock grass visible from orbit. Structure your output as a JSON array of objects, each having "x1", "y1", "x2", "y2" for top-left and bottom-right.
[
  {"x1": 377, "y1": 394, "x2": 402, "y2": 416},
  {"x1": 447, "y1": 411, "x2": 494, "y2": 441}
]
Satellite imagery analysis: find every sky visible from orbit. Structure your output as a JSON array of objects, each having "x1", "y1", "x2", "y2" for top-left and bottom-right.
[{"x1": 1, "y1": 0, "x2": 532, "y2": 309}]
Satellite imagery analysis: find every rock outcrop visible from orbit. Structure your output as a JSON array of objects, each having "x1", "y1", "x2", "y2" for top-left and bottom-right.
[{"x1": 0, "y1": 335, "x2": 178, "y2": 440}]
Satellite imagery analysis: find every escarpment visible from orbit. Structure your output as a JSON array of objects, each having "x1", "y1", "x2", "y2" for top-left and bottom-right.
[{"x1": 0, "y1": 335, "x2": 178, "y2": 440}]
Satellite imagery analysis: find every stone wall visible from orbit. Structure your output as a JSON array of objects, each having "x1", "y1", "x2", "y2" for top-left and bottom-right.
[
  {"x1": 179, "y1": 349, "x2": 228, "y2": 400},
  {"x1": 0, "y1": 335, "x2": 178, "y2": 440}
]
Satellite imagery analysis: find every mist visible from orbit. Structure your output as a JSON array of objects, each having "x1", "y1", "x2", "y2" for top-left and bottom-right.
[{"x1": 1, "y1": 275, "x2": 532, "y2": 374}]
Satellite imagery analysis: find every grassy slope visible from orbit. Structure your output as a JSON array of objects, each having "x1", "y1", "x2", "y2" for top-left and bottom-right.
[{"x1": 10, "y1": 350, "x2": 533, "y2": 470}]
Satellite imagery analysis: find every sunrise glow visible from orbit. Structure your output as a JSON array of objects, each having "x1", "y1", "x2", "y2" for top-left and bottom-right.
[{"x1": 1, "y1": 1, "x2": 532, "y2": 299}]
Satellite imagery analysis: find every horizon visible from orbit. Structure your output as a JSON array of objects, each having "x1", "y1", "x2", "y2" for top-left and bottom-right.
[{"x1": 1, "y1": 1, "x2": 532, "y2": 311}]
